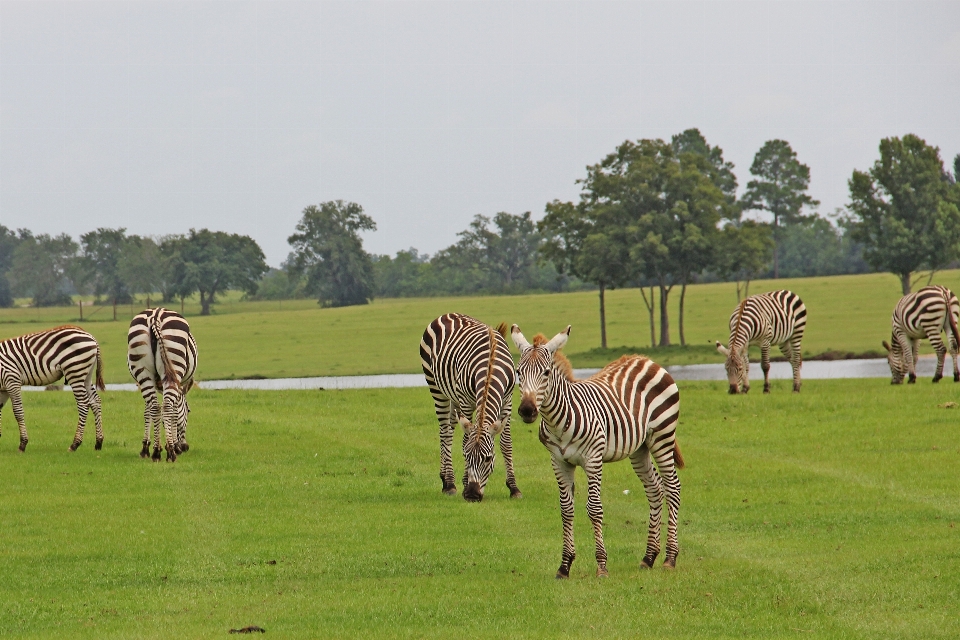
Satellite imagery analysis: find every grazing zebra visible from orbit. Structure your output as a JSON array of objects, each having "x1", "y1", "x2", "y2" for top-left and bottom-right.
[
  {"x1": 512, "y1": 325, "x2": 683, "y2": 577},
  {"x1": 420, "y1": 313, "x2": 521, "y2": 501},
  {"x1": 127, "y1": 308, "x2": 198, "y2": 462},
  {"x1": 0, "y1": 325, "x2": 104, "y2": 452},
  {"x1": 882, "y1": 285, "x2": 960, "y2": 384},
  {"x1": 715, "y1": 290, "x2": 807, "y2": 394}
]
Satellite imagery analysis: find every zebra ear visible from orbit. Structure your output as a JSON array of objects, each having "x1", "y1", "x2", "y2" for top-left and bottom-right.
[
  {"x1": 716, "y1": 341, "x2": 730, "y2": 356},
  {"x1": 458, "y1": 416, "x2": 475, "y2": 434},
  {"x1": 511, "y1": 325, "x2": 531, "y2": 352},
  {"x1": 490, "y1": 419, "x2": 505, "y2": 436},
  {"x1": 882, "y1": 340, "x2": 891, "y2": 352},
  {"x1": 545, "y1": 326, "x2": 570, "y2": 353}
]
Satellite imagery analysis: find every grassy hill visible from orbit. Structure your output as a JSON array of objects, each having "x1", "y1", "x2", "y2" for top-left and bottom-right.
[{"x1": 2, "y1": 270, "x2": 959, "y2": 383}]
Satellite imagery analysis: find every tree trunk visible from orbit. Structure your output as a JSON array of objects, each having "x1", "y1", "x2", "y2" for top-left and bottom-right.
[
  {"x1": 900, "y1": 272, "x2": 911, "y2": 295},
  {"x1": 773, "y1": 218, "x2": 780, "y2": 279},
  {"x1": 640, "y1": 286, "x2": 656, "y2": 348},
  {"x1": 200, "y1": 291, "x2": 210, "y2": 316},
  {"x1": 598, "y1": 282, "x2": 607, "y2": 350},
  {"x1": 679, "y1": 281, "x2": 687, "y2": 347},
  {"x1": 79, "y1": 299, "x2": 83, "y2": 321},
  {"x1": 113, "y1": 298, "x2": 117, "y2": 321},
  {"x1": 180, "y1": 296, "x2": 185, "y2": 314},
  {"x1": 658, "y1": 283, "x2": 671, "y2": 347}
]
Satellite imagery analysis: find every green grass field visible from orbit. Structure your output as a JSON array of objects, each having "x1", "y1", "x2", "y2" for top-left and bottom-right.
[
  {"x1": 2, "y1": 270, "x2": 960, "y2": 382},
  {"x1": 2, "y1": 379, "x2": 958, "y2": 638}
]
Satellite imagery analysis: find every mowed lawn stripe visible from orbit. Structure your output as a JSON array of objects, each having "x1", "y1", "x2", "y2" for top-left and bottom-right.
[{"x1": 1, "y1": 380, "x2": 958, "y2": 637}]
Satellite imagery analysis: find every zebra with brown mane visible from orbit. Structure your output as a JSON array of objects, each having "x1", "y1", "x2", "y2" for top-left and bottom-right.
[
  {"x1": 512, "y1": 324, "x2": 683, "y2": 576},
  {"x1": 420, "y1": 313, "x2": 521, "y2": 501}
]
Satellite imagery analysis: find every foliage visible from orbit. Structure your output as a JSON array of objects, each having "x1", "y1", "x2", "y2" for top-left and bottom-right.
[
  {"x1": 671, "y1": 127, "x2": 739, "y2": 206},
  {"x1": 847, "y1": 134, "x2": 960, "y2": 294},
  {"x1": 714, "y1": 220, "x2": 774, "y2": 300},
  {"x1": 8, "y1": 231, "x2": 78, "y2": 307},
  {"x1": 741, "y1": 139, "x2": 819, "y2": 278},
  {"x1": 163, "y1": 229, "x2": 269, "y2": 315},
  {"x1": 0, "y1": 225, "x2": 21, "y2": 307},
  {"x1": 250, "y1": 268, "x2": 306, "y2": 301},
  {"x1": 77, "y1": 228, "x2": 135, "y2": 303},
  {"x1": 778, "y1": 214, "x2": 869, "y2": 279},
  {"x1": 287, "y1": 201, "x2": 377, "y2": 308},
  {"x1": 116, "y1": 235, "x2": 165, "y2": 299}
]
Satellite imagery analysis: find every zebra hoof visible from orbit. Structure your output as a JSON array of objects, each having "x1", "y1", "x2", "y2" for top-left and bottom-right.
[
  {"x1": 596, "y1": 567, "x2": 609, "y2": 578},
  {"x1": 555, "y1": 566, "x2": 570, "y2": 580},
  {"x1": 640, "y1": 553, "x2": 658, "y2": 569},
  {"x1": 95, "y1": 440, "x2": 103, "y2": 451},
  {"x1": 663, "y1": 556, "x2": 677, "y2": 569},
  {"x1": 173, "y1": 443, "x2": 183, "y2": 455},
  {"x1": 908, "y1": 375, "x2": 917, "y2": 384},
  {"x1": 933, "y1": 376, "x2": 942, "y2": 384},
  {"x1": 763, "y1": 387, "x2": 770, "y2": 394},
  {"x1": 442, "y1": 486, "x2": 457, "y2": 496},
  {"x1": 18, "y1": 440, "x2": 27, "y2": 453},
  {"x1": 151, "y1": 448, "x2": 162, "y2": 462},
  {"x1": 165, "y1": 450, "x2": 177, "y2": 463},
  {"x1": 179, "y1": 442, "x2": 190, "y2": 453},
  {"x1": 69, "y1": 442, "x2": 80, "y2": 452},
  {"x1": 140, "y1": 445, "x2": 150, "y2": 458},
  {"x1": 509, "y1": 489, "x2": 523, "y2": 499}
]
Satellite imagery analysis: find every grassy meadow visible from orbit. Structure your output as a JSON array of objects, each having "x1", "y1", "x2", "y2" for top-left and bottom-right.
[
  {"x1": 3, "y1": 270, "x2": 960, "y2": 382},
  {"x1": 1, "y1": 379, "x2": 958, "y2": 638}
]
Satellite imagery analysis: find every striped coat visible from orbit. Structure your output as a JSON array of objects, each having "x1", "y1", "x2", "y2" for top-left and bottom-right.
[
  {"x1": 127, "y1": 308, "x2": 198, "y2": 462},
  {"x1": 716, "y1": 290, "x2": 807, "y2": 394},
  {"x1": 420, "y1": 313, "x2": 520, "y2": 501},
  {"x1": 512, "y1": 325, "x2": 683, "y2": 577},
  {"x1": 883, "y1": 285, "x2": 960, "y2": 384},
  {"x1": 0, "y1": 325, "x2": 104, "y2": 452}
]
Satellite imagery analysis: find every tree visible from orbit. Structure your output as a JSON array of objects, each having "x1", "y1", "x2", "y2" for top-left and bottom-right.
[
  {"x1": 287, "y1": 201, "x2": 377, "y2": 308},
  {"x1": 671, "y1": 128, "x2": 738, "y2": 205},
  {"x1": 118, "y1": 235, "x2": 165, "y2": 301},
  {"x1": 0, "y1": 225, "x2": 21, "y2": 307},
  {"x1": 539, "y1": 200, "x2": 629, "y2": 349},
  {"x1": 847, "y1": 134, "x2": 960, "y2": 294},
  {"x1": 164, "y1": 229, "x2": 268, "y2": 315},
  {"x1": 714, "y1": 220, "x2": 774, "y2": 301},
  {"x1": 741, "y1": 140, "x2": 819, "y2": 279},
  {"x1": 78, "y1": 228, "x2": 134, "y2": 304},
  {"x1": 9, "y1": 232, "x2": 78, "y2": 307}
]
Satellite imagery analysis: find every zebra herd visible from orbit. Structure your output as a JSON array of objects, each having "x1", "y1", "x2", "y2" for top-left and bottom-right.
[
  {"x1": 423, "y1": 285, "x2": 960, "y2": 577},
  {"x1": 0, "y1": 284, "x2": 957, "y2": 578}
]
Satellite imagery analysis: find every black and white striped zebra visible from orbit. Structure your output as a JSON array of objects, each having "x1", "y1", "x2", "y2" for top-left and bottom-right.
[
  {"x1": 882, "y1": 285, "x2": 960, "y2": 384},
  {"x1": 127, "y1": 308, "x2": 198, "y2": 462},
  {"x1": 715, "y1": 289, "x2": 807, "y2": 394},
  {"x1": 512, "y1": 325, "x2": 683, "y2": 577},
  {"x1": 420, "y1": 313, "x2": 521, "y2": 502},
  {"x1": 0, "y1": 325, "x2": 104, "y2": 452}
]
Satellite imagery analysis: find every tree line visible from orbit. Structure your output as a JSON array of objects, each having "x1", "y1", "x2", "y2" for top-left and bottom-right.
[{"x1": 2, "y1": 131, "x2": 957, "y2": 338}]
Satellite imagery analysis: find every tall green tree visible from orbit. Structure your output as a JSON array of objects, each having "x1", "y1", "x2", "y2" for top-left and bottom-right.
[
  {"x1": 741, "y1": 140, "x2": 819, "y2": 279},
  {"x1": 714, "y1": 220, "x2": 774, "y2": 301},
  {"x1": 847, "y1": 134, "x2": 960, "y2": 294},
  {"x1": 287, "y1": 201, "x2": 377, "y2": 308},
  {"x1": 0, "y1": 225, "x2": 21, "y2": 307},
  {"x1": 9, "y1": 232, "x2": 78, "y2": 307},
  {"x1": 539, "y1": 200, "x2": 628, "y2": 349},
  {"x1": 163, "y1": 229, "x2": 268, "y2": 315},
  {"x1": 671, "y1": 128, "x2": 738, "y2": 205},
  {"x1": 78, "y1": 228, "x2": 134, "y2": 304},
  {"x1": 117, "y1": 235, "x2": 164, "y2": 301}
]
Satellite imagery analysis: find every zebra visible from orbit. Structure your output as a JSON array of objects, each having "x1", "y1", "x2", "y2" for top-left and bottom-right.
[
  {"x1": 511, "y1": 324, "x2": 683, "y2": 577},
  {"x1": 127, "y1": 308, "x2": 198, "y2": 462},
  {"x1": 715, "y1": 290, "x2": 807, "y2": 394},
  {"x1": 420, "y1": 313, "x2": 521, "y2": 502},
  {"x1": 0, "y1": 325, "x2": 104, "y2": 452},
  {"x1": 882, "y1": 285, "x2": 960, "y2": 384}
]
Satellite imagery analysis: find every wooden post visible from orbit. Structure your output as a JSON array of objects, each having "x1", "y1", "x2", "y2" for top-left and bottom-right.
[
  {"x1": 79, "y1": 299, "x2": 83, "y2": 321},
  {"x1": 599, "y1": 282, "x2": 607, "y2": 350},
  {"x1": 113, "y1": 298, "x2": 117, "y2": 321}
]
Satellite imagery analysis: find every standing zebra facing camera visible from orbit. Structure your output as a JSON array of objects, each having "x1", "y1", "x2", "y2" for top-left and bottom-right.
[
  {"x1": 420, "y1": 313, "x2": 521, "y2": 502},
  {"x1": 716, "y1": 290, "x2": 807, "y2": 394},
  {"x1": 883, "y1": 285, "x2": 960, "y2": 384},
  {"x1": 0, "y1": 325, "x2": 104, "y2": 452},
  {"x1": 127, "y1": 308, "x2": 198, "y2": 462},
  {"x1": 512, "y1": 324, "x2": 683, "y2": 577}
]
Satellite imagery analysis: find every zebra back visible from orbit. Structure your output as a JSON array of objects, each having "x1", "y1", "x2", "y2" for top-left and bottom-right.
[
  {"x1": 129, "y1": 308, "x2": 197, "y2": 391},
  {"x1": 0, "y1": 325, "x2": 103, "y2": 389},
  {"x1": 727, "y1": 289, "x2": 806, "y2": 351}
]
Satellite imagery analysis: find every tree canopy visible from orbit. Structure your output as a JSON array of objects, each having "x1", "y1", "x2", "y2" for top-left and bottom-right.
[{"x1": 847, "y1": 134, "x2": 960, "y2": 294}]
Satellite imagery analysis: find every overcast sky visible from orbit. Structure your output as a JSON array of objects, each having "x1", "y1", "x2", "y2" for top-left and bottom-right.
[{"x1": 1, "y1": 1, "x2": 958, "y2": 267}]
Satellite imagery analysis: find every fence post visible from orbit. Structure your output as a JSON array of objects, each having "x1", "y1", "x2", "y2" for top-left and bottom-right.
[
  {"x1": 113, "y1": 298, "x2": 117, "y2": 321},
  {"x1": 79, "y1": 299, "x2": 83, "y2": 321}
]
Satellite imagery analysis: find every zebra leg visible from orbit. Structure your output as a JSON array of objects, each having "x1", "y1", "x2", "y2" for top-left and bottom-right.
[
  {"x1": 552, "y1": 457, "x2": 577, "y2": 579},
  {"x1": 952, "y1": 334, "x2": 960, "y2": 383},
  {"x1": 760, "y1": 343, "x2": 772, "y2": 393},
  {"x1": 67, "y1": 377, "x2": 90, "y2": 451},
  {"x1": 652, "y1": 441, "x2": 681, "y2": 568},
  {"x1": 152, "y1": 391, "x2": 163, "y2": 461},
  {"x1": 742, "y1": 349, "x2": 751, "y2": 394},
  {"x1": 161, "y1": 390, "x2": 178, "y2": 462},
  {"x1": 8, "y1": 384, "x2": 29, "y2": 452},
  {"x1": 584, "y1": 457, "x2": 608, "y2": 577},
  {"x1": 140, "y1": 392, "x2": 159, "y2": 458},
  {"x1": 89, "y1": 385, "x2": 104, "y2": 450},
  {"x1": 928, "y1": 327, "x2": 947, "y2": 383},
  {"x1": 497, "y1": 410, "x2": 522, "y2": 498},
  {"x1": 439, "y1": 419, "x2": 457, "y2": 495},
  {"x1": 631, "y1": 446, "x2": 663, "y2": 569},
  {"x1": 908, "y1": 338, "x2": 919, "y2": 383}
]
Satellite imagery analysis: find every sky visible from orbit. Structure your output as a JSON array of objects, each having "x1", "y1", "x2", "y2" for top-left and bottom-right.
[{"x1": 1, "y1": 1, "x2": 958, "y2": 268}]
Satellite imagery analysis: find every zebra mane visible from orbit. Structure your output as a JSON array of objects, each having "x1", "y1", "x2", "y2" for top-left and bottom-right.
[
  {"x1": 473, "y1": 326, "x2": 499, "y2": 440},
  {"x1": 553, "y1": 351, "x2": 575, "y2": 381},
  {"x1": 532, "y1": 333, "x2": 548, "y2": 347},
  {"x1": 731, "y1": 299, "x2": 748, "y2": 351},
  {"x1": 494, "y1": 322, "x2": 508, "y2": 339}
]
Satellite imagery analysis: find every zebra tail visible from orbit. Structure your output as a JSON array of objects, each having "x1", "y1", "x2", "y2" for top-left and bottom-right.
[
  {"x1": 673, "y1": 440, "x2": 686, "y2": 469},
  {"x1": 96, "y1": 347, "x2": 105, "y2": 391},
  {"x1": 948, "y1": 291, "x2": 960, "y2": 349},
  {"x1": 151, "y1": 313, "x2": 181, "y2": 388},
  {"x1": 494, "y1": 322, "x2": 508, "y2": 338}
]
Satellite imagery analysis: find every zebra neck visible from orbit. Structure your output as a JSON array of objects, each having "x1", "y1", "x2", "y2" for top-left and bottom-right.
[{"x1": 540, "y1": 369, "x2": 573, "y2": 429}]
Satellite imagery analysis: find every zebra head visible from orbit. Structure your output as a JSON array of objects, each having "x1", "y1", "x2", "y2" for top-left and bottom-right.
[
  {"x1": 882, "y1": 339, "x2": 906, "y2": 384},
  {"x1": 511, "y1": 324, "x2": 570, "y2": 423},
  {"x1": 161, "y1": 381, "x2": 189, "y2": 460},
  {"x1": 457, "y1": 414, "x2": 505, "y2": 502},
  {"x1": 715, "y1": 341, "x2": 748, "y2": 394}
]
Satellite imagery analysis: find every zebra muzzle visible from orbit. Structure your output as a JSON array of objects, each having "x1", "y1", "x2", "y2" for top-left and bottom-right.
[{"x1": 462, "y1": 482, "x2": 483, "y2": 502}]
